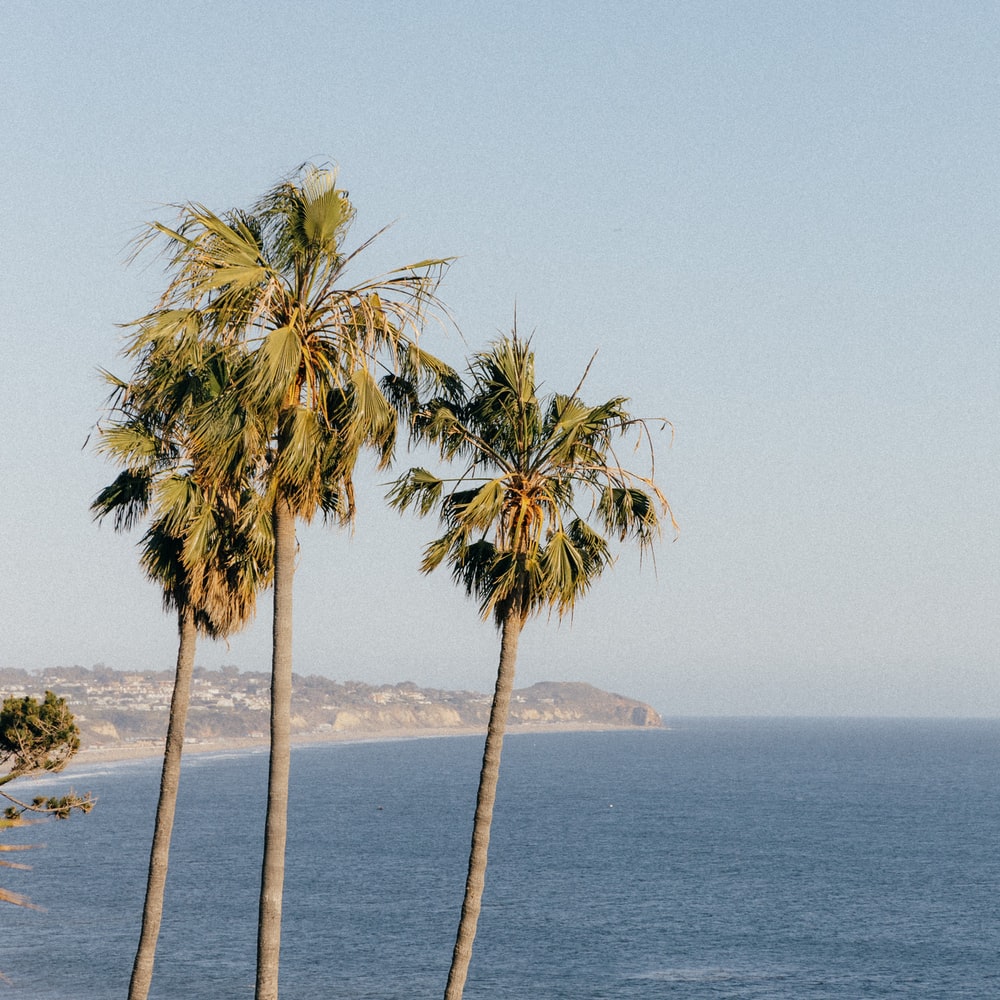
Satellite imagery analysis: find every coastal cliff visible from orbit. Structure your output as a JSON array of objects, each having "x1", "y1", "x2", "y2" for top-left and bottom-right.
[{"x1": 0, "y1": 667, "x2": 662, "y2": 747}]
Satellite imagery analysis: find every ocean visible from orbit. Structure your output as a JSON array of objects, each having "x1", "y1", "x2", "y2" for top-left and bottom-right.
[{"x1": 3, "y1": 720, "x2": 999, "y2": 998}]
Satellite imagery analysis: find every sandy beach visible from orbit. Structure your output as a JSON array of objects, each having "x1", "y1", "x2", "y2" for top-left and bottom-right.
[{"x1": 67, "y1": 720, "x2": 641, "y2": 771}]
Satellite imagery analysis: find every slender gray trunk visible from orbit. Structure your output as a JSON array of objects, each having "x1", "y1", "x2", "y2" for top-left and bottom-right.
[
  {"x1": 444, "y1": 606, "x2": 524, "y2": 1000},
  {"x1": 127, "y1": 603, "x2": 198, "y2": 1000},
  {"x1": 255, "y1": 495, "x2": 295, "y2": 1000}
]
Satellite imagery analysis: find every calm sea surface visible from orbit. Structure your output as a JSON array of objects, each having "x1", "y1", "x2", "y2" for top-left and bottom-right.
[{"x1": 3, "y1": 720, "x2": 999, "y2": 999}]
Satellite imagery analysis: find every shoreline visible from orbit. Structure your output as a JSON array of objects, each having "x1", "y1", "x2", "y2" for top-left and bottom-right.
[{"x1": 68, "y1": 721, "x2": 656, "y2": 770}]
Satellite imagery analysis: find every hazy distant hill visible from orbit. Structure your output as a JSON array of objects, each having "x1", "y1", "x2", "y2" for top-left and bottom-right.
[{"x1": 0, "y1": 666, "x2": 662, "y2": 747}]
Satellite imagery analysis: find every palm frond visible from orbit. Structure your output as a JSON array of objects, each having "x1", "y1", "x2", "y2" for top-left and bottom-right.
[
  {"x1": 348, "y1": 367, "x2": 397, "y2": 468},
  {"x1": 246, "y1": 323, "x2": 302, "y2": 414},
  {"x1": 451, "y1": 479, "x2": 507, "y2": 533},
  {"x1": 448, "y1": 538, "x2": 499, "y2": 611},
  {"x1": 96, "y1": 423, "x2": 166, "y2": 468},
  {"x1": 91, "y1": 468, "x2": 153, "y2": 531},
  {"x1": 597, "y1": 485, "x2": 661, "y2": 545},
  {"x1": 387, "y1": 468, "x2": 444, "y2": 517}
]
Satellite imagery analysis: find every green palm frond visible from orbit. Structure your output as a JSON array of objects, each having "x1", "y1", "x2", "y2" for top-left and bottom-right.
[
  {"x1": 567, "y1": 517, "x2": 613, "y2": 574},
  {"x1": 386, "y1": 468, "x2": 444, "y2": 517},
  {"x1": 448, "y1": 538, "x2": 499, "y2": 612},
  {"x1": 91, "y1": 468, "x2": 153, "y2": 532},
  {"x1": 419, "y1": 533, "x2": 455, "y2": 576},
  {"x1": 292, "y1": 169, "x2": 354, "y2": 250},
  {"x1": 157, "y1": 206, "x2": 269, "y2": 296},
  {"x1": 124, "y1": 309, "x2": 205, "y2": 364},
  {"x1": 247, "y1": 324, "x2": 303, "y2": 413},
  {"x1": 152, "y1": 473, "x2": 200, "y2": 536},
  {"x1": 452, "y1": 480, "x2": 507, "y2": 533},
  {"x1": 540, "y1": 530, "x2": 587, "y2": 603},
  {"x1": 189, "y1": 372, "x2": 270, "y2": 487},
  {"x1": 180, "y1": 493, "x2": 219, "y2": 571},
  {"x1": 380, "y1": 343, "x2": 461, "y2": 428},
  {"x1": 348, "y1": 367, "x2": 397, "y2": 467},
  {"x1": 379, "y1": 373, "x2": 420, "y2": 421},
  {"x1": 397, "y1": 341, "x2": 462, "y2": 396},
  {"x1": 598, "y1": 485, "x2": 660, "y2": 543},
  {"x1": 411, "y1": 397, "x2": 465, "y2": 451},
  {"x1": 139, "y1": 523, "x2": 188, "y2": 613},
  {"x1": 97, "y1": 422, "x2": 167, "y2": 468}
]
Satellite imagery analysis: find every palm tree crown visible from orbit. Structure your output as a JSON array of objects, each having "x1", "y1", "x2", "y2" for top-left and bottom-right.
[
  {"x1": 140, "y1": 163, "x2": 454, "y2": 513},
  {"x1": 390, "y1": 333, "x2": 674, "y2": 624},
  {"x1": 94, "y1": 330, "x2": 271, "y2": 636}
]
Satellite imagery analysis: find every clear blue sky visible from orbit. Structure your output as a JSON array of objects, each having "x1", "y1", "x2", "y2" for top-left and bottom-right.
[{"x1": 1, "y1": 1, "x2": 997, "y2": 716}]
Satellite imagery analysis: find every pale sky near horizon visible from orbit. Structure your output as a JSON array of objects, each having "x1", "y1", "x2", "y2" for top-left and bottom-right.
[{"x1": 1, "y1": 2, "x2": 997, "y2": 717}]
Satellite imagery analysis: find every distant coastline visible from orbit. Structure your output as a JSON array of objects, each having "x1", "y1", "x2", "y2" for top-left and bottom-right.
[{"x1": 1, "y1": 666, "x2": 663, "y2": 758}]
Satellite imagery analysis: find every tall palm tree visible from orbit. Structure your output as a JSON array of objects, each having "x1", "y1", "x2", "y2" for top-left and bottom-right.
[
  {"x1": 94, "y1": 327, "x2": 270, "y2": 1000},
  {"x1": 139, "y1": 164, "x2": 452, "y2": 1000},
  {"x1": 389, "y1": 334, "x2": 674, "y2": 1000},
  {"x1": 93, "y1": 480, "x2": 268, "y2": 1000}
]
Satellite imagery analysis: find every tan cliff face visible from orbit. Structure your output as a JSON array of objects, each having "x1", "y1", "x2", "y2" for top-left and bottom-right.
[
  {"x1": 630, "y1": 705, "x2": 661, "y2": 727},
  {"x1": 87, "y1": 720, "x2": 121, "y2": 741},
  {"x1": 508, "y1": 683, "x2": 663, "y2": 729},
  {"x1": 330, "y1": 693, "x2": 661, "y2": 735},
  {"x1": 331, "y1": 703, "x2": 466, "y2": 733}
]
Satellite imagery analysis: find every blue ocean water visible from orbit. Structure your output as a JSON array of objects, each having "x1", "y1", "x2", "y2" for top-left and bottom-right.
[{"x1": 3, "y1": 720, "x2": 999, "y2": 999}]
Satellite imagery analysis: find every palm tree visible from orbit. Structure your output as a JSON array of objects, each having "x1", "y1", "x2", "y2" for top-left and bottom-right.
[
  {"x1": 94, "y1": 327, "x2": 270, "y2": 1000},
  {"x1": 93, "y1": 483, "x2": 268, "y2": 1000},
  {"x1": 388, "y1": 334, "x2": 674, "y2": 1000},
  {"x1": 139, "y1": 164, "x2": 452, "y2": 1000}
]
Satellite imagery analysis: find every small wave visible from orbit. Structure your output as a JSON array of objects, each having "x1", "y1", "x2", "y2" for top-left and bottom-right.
[
  {"x1": 184, "y1": 749, "x2": 266, "y2": 765},
  {"x1": 633, "y1": 967, "x2": 736, "y2": 983},
  {"x1": 632, "y1": 966, "x2": 785, "y2": 984},
  {"x1": 11, "y1": 767, "x2": 114, "y2": 787}
]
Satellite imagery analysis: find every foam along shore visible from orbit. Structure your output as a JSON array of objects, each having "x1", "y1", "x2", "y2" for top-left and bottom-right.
[{"x1": 67, "y1": 720, "x2": 656, "y2": 770}]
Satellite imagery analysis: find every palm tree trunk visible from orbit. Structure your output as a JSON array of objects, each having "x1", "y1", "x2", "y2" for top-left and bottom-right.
[
  {"x1": 444, "y1": 605, "x2": 524, "y2": 1000},
  {"x1": 255, "y1": 494, "x2": 295, "y2": 1000},
  {"x1": 127, "y1": 603, "x2": 198, "y2": 1000}
]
